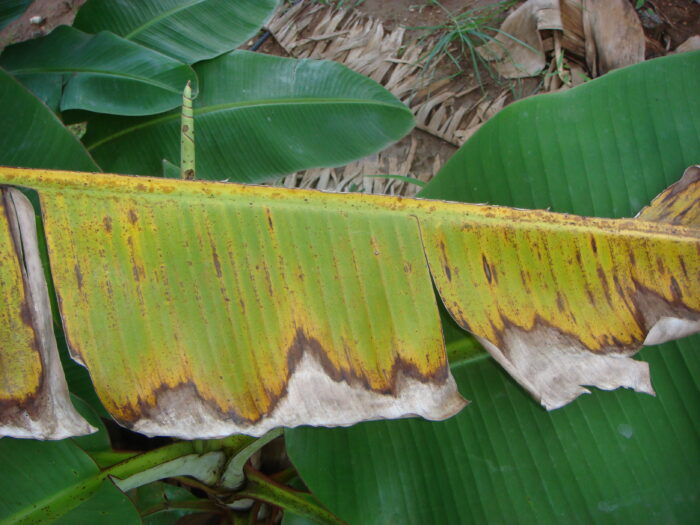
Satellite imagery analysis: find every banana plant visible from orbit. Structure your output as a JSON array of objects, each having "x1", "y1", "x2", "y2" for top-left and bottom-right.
[{"x1": 0, "y1": 0, "x2": 699, "y2": 520}]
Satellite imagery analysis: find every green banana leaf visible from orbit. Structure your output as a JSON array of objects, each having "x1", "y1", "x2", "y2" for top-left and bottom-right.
[
  {"x1": 0, "y1": 67, "x2": 97, "y2": 171},
  {"x1": 0, "y1": 26, "x2": 197, "y2": 116},
  {"x1": 82, "y1": 50, "x2": 415, "y2": 182},
  {"x1": 0, "y1": 429, "x2": 140, "y2": 524},
  {"x1": 286, "y1": 52, "x2": 700, "y2": 524},
  {"x1": 0, "y1": 0, "x2": 30, "y2": 31},
  {"x1": 74, "y1": 0, "x2": 279, "y2": 64}
]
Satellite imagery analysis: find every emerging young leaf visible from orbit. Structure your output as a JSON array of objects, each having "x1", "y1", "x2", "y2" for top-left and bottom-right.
[{"x1": 0, "y1": 166, "x2": 697, "y2": 439}]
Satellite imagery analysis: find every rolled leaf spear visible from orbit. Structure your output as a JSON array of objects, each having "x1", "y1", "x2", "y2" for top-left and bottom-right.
[
  {"x1": 180, "y1": 80, "x2": 195, "y2": 181},
  {"x1": 0, "y1": 89, "x2": 698, "y2": 440}
]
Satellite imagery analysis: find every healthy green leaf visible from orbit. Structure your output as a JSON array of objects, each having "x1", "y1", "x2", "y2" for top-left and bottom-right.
[
  {"x1": 82, "y1": 50, "x2": 416, "y2": 182},
  {"x1": 15, "y1": 73, "x2": 63, "y2": 112},
  {"x1": 70, "y1": 395, "x2": 111, "y2": 455},
  {"x1": 0, "y1": 438, "x2": 140, "y2": 524},
  {"x1": 0, "y1": 67, "x2": 97, "y2": 171},
  {"x1": 74, "y1": 0, "x2": 279, "y2": 64},
  {"x1": 286, "y1": 51, "x2": 700, "y2": 525},
  {"x1": 0, "y1": 26, "x2": 198, "y2": 116}
]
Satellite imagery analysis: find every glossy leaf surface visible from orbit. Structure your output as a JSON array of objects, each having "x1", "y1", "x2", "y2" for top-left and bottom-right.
[
  {"x1": 0, "y1": 26, "x2": 197, "y2": 116},
  {"x1": 83, "y1": 51, "x2": 415, "y2": 182},
  {"x1": 0, "y1": 68, "x2": 97, "y2": 171},
  {"x1": 74, "y1": 0, "x2": 278, "y2": 64}
]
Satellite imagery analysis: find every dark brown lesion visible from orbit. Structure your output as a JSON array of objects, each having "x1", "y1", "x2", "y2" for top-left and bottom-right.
[
  {"x1": 265, "y1": 208, "x2": 274, "y2": 232},
  {"x1": 74, "y1": 263, "x2": 84, "y2": 289},
  {"x1": 482, "y1": 254, "x2": 492, "y2": 284}
]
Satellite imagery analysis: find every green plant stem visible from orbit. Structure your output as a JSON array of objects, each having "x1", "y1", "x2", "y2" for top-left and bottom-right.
[
  {"x1": 221, "y1": 428, "x2": 283, "y2": 489},
  {"x1": 104, "y1": 435, "x2": 252, "y2": 488},
  {"x1": 106, "y1": 441, "x2": 199, "y2": 481},
  {"x1": 234, "y1": 465, "x2": 346, "y2": 525}
]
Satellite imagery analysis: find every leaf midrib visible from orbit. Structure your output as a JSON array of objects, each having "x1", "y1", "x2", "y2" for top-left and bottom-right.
[
  {"x1": 86, "y1": 98, "x2": 409, "y2": 151},
  {"x1": 14, "y1": 68, "x2": 185, "y2": 94}
]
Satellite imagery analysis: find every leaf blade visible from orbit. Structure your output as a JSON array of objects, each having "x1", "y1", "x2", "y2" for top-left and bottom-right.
[
  {"x1": 83, "y1": 51, "x2": 415, "y2": 182},
  {"x1": 0, "y1": 26, "x2": 198, "y2": 116},
  {"x1": 74, "y1": 0, "x2": 279, "y2": 63}
]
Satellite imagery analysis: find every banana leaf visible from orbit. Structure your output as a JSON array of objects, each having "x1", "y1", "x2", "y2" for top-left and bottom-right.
[
  {"x1": 0, "y1": 68, "x2": 97, "y2": 171},
  {"x1": 82, "y1": 50, "x2": 415, "y2": 182},
  {"x1": 286, "y1": 51, "x2": 700, "y2": 525},
  {"x1": 0, "y1": 157, "x2": 697, "y2": 442},
  {"x1": 0, "y1": 26, "x2": 197, "y2": 116},
  {"x1": 74, "y1": 0, "x2": 279, "y2": 64}
]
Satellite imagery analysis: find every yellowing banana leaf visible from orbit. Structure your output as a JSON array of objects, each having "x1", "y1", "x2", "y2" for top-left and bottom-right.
[
  {"x1": 0, "y1": 166, "x2": 698, "y2": 440},
  {"x1": 0, "y1": 188, "x2": 93, "y2": 439}
]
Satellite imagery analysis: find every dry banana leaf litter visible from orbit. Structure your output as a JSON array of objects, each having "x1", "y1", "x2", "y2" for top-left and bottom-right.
[{"x1": 0, "y1": 165, "x2": 698, "y2": 439}]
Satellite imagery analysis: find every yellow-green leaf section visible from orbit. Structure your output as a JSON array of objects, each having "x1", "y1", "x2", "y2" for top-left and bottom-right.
[
  {"x1": 0, "y1": 167, "x2": 466, "y2": 438},
  {"x1": 0, "y1": 187, "x2": 93, "y2": 439},
  {"x1": 0, "y1": 190, "x2": 41, "y2": 410},
  {"x1": 0, "y1": 166, "x2": 697, "y2": 438}
]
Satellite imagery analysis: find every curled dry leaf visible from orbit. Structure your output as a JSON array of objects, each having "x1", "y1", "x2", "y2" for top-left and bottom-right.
[
  {"x1": 478, "y1": 0, "x2": 645, "y2": 79},
  {"x1": 0, "y1": 166, "x2": 698, "y2": 439}
]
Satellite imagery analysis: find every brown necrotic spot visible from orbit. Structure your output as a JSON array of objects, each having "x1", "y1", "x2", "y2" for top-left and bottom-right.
[
  {"x1": 211, "y1": 245, "x2": 222, "y2": 278},
  {"x1": 482, "y1": 255, "x2": 492, "y2": 283},
  {"x1": 444, "y1": 264, "x2": 452, "y2": 281},
  {"x1": 103, "y1": 216, "x2": 112, "y2": 232},
  {"x1": 128, "y1": 209, "x2": 139, "y2": 224},
  {"x1": 556, "y1": 292, "x2": 566, "y2": 311},
  {"x1": 74, "y1": 264, "x2": 84, "y2": 289},
  {"x1": 670, "y1": 276, "x2": 682, "y2": 301}
]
